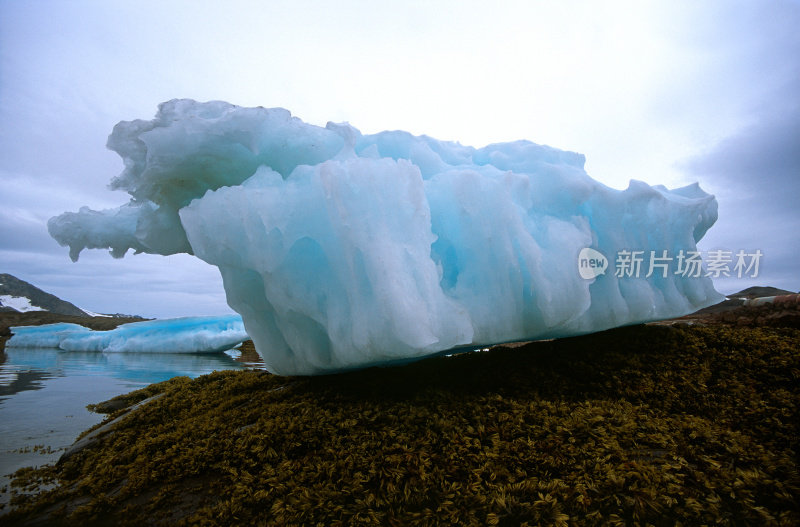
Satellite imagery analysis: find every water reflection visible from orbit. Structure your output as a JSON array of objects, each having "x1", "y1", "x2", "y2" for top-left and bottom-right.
[
  {"x1": 0, "y1": 347, "x2": 264, "y2": 399},
  {"x1": 0, "y1": 347, "x2": 265, "y2": 506}
]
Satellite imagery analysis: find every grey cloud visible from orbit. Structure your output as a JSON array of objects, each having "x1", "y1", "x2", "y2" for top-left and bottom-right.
[
  {"x1": 679, "y1": 3, "x2": 800, "y2": 293},
  {"x1": 685, "y1": 78, "x2": 800, "y2": 209},
  {"x1": 688, "y1": 100, "x2": 800, "y2": 291}
]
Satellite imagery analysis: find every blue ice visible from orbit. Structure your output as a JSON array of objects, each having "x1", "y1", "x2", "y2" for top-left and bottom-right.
[
  {"x1": 48, "y1": 100, "x2": 721, "y2": 374},
  {"x1": 7, "y1": 315, "x2": 248, "y2": 353}
]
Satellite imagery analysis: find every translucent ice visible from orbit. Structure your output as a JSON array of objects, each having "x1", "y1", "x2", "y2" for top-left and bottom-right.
[
  {"x1": 7, "y1": 315, "x2": 248, "y2": 353},
  {"x1": 49, "y1": 99, "x2": 722, "y2": 375}
]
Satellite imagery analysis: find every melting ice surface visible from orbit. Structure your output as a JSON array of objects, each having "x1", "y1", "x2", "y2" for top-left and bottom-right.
[
  {"x1": 48, "y1": 99, "x2": 722, "y2": 375},
  {"x1": 6, "y1": 315, "x2": 248, "y2": 353}
]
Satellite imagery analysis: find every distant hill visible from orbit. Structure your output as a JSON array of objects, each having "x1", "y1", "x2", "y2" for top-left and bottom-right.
[
  {"x1": 0, "y1": 273, "x2": 147, "y2": 351},
  {"x1": 726, "y1": 286, "x2": 796, "y2": 299},
  {"x1": 0, "y1": 273, "x2": 89, "y2": 317},
  {"x1": 688, "y1": 285, "x2": 798, "y2": 316}
]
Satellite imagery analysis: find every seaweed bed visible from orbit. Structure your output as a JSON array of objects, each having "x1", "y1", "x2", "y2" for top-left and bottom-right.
[{"x1": 2, "y1": 323, "x2": 798, "y2": 526}]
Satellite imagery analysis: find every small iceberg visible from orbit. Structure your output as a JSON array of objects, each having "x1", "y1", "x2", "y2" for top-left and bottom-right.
[{"x1": 6, "y1": 315, "x2": 248, "y2": 354}]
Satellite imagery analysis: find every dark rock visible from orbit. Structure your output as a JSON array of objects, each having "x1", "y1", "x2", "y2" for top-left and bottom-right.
[{"x1": 59, "y1": 393, "x2": 165, "y2": 464}]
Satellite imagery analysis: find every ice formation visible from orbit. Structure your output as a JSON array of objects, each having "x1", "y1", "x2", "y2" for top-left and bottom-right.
[
  {"x1": 49, "y1": 99, "x2": 721, "y2": 375},
  {"x1": 6, "y1": 315, "x2": 248, "y2": 353}
]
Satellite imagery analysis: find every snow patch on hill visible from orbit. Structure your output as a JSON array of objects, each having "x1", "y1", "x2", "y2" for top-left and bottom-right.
[{"x1": 0, "y1": 295, "x2": 47, "y2": 313}]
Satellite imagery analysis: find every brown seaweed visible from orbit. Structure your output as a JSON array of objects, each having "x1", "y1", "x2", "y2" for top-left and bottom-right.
[{"x1": 3, "y1": 324, "x2": 798, "y2": 526}]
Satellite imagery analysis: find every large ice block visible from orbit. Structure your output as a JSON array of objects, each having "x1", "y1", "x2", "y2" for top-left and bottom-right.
[{"x1": 49, "y1": 100, "x2": 721, "y2": 374}]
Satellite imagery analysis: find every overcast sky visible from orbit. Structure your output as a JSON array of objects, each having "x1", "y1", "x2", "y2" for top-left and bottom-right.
[{"x1": 1, "y1": 0, "x2": 798, "y2": 318}]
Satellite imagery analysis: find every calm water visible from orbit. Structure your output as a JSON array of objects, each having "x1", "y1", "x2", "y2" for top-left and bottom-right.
[{"x1": 0, "y1": 347, "x2": 264, "y2": 507}]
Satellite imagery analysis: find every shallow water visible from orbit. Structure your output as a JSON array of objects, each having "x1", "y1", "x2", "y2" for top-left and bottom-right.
[{"x1": 0, "y1": 347, "x2": 264, "y2": 507}]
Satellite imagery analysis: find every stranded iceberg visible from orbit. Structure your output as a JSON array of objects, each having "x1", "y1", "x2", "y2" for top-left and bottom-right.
[
  {"x1": 6, "y1": 315, "x2": 248, "y2": 353},
  {"x1": 49, "y1": 99, "x2": 721, "y2": 375}
]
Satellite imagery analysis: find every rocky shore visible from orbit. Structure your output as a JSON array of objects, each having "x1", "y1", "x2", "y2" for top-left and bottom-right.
[{"x1": 2, "y1": 312, "x2": 798, "y2": 525}]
